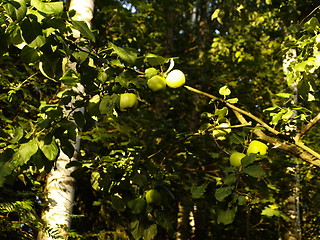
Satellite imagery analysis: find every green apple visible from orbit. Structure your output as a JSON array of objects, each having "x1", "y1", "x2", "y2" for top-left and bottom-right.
[
  {"x1": 247, "y1": 140, "x2": 268, "y2": 155},
  {"x1": 230, "y1": 151, "x2": 246, "y2": 167},
  {"x1": 165, "y1": 69, "x2": 186, "y2": 88},
  {"x1": 147, "y1": 75, "x2": 166, "y2": 91},
  {"x1": 145, "y1": 189, "x2": 161, "y2": 205},
  {"x1": 119, "y1": 93, "x2": 138, "y2": 111},
  {"x1": 212, "y1": 123, "x2": 231, "y2": 140}
]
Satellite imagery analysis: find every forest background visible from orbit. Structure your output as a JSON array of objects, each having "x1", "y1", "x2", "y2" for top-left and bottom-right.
[{"x1": 0, "y1": 0, "x2": 319, "y2": 239}]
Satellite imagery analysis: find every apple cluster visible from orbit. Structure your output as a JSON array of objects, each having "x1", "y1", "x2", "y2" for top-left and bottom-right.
[
  {"x1": 119, "y1": 69, "x2": 186, "y2": 111},
  {"x1": 229, "y1": 140, "x2": 268, "y2": 167},
  {"x1": 147, "y1": 69, "x2": 186, "y2": 91}
]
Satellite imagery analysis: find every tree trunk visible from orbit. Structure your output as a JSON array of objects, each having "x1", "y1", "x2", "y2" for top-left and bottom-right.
[
  {"x1": 282, "y1": 48, "x2": 302, "y2": 240},
  {"x1": 38, "y1": 0, "x2": 94, "y2": 239},
  {"x1": 176, "y1": 201, "x2": 191, "y2": 240}
]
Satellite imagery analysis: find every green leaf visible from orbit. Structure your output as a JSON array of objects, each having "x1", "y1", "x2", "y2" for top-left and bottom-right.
[
  {"x1": 59, "y1": 138, "x2": 74, "y2": 159},
  {"x1": 191, "y1": 184, "x2": 208, "y2": 198},
  {"x1": 31, "y1": 0, "x2": 63, "y2": 15},
  {"x1": 60, "y1": 120, "x2": 77, "y2": 141},
  {"x1": 72, "y1": 51, "x2": 89, "y2": 64},
  {"x1": 28, "y1": 35, "x2": 46, "y2": 48},
  {"x1": 282, "y1": 109, "x2": 294, "y2": 121},
  {"x1": 237, "y1": 195, "x2": 247, "y2": 205},
  {"x1": 217, "y1": 207, "x2": 237, "y2": 225},
  {"x1": 128, "y1": 197, "x2": 146, "y2": 214},
  {"x1": 145, "y1": 67, "x2": 159, "y2": 79},
  {"x1": 226, "y1": 98, "x2": 238, "y2": 104},
  {"x1": 20, "y1": 18, "x2": 43, "y2": 45},
  {"x1": 21, "y1": 46, "x2": 40, "y2": 63},
  {"x1": 215, "y1": 186, "x2": 233, "y2": 202},
  {"x1": 59, "y1": 69, "x2": 79, "y2": 86},
  {"x1": 90, "y1": 171, "x2": 100, "y2": 191},
  {"x1": 145, "y1": 53, "x2": 167, "y2": 66},
  {"x1": 9, "y1": 127, "x2": 24, "y2": 143},
  {"x1": 73, "y1": 111, "x2": 86, "y2": 128},
  {"x1": 7, "y1": 24, "x2": 24, "y2": 46},
  {"x1": 304, "y1": 17, "x2": 320, "y2": 32},
  {"x1": 12, "y1": 139, "x2": 38, "y2": 166},
  {"x1": 38, "y1": 136, "x2": 59, "y2": 161},
  {"x1": 270, "y1": 109, "x2": 285, "y2": 125},
  {"x1": 219, "y1": 85, "x2": 231, "y2": 96},
  {"x1": 143, "y1": 224, "x2": 157, "y2": 240},
  {"x1": 99, "y1": 94, "x2": 119, "y2": 115},
  {"x1": 264, "y1": 106, "x2": 279, "y2": 112},
  {"x1": 211, "y1": 9, "x2": 220, "y2": 20},
  {"x1": 243, "y1": 165, "x2": 266, "y2": 178},
  {"x1": 131, "y1": 173, "x2": 147, "y2": 187},
  {"x1": 111, "y1": 195, "x2": 126, "y2": 212},
  {"x1": 214, "y1": 107, "x2": 228, "y2": 119},
  {"x1": 241, "y1": 154, "x2": 256, "y2": 167},
  {"x1": 297, "y1": 78, "x2": 310, "y2": 100},
  {"x1": 223, "y1": 173, "x2": 237, "y2": 185},
  {"x1": 276, "y1": 93, "x2": 292, "y2": 98},
  {"x1": 235, "y1": 51, "x2": 242, "y2": 58},
  {"x1": 39, "y1": 53, "x2": 63, "y2": 79},
  {"x1": 72, "y1": 20, "x2": 95, "y2": 41},
  {"x1": 130, "y1": 219, "x2": 144, "y2": 240},
  {"x1": 110, "y1": 43, "x2": 137, "y2": 65},
  {"x1": 4, "y1": 0, "x2": 27, "y2": 22},
  {"x1": 261, "y1": 206, "x2": 281, "y2": 217}
]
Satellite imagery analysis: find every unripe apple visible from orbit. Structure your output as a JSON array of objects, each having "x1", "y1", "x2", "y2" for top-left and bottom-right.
[
  {"x1": 145, "y1": 189, "x2": 161, "y2": 205},
  {"x1": 212, "y1": 123, "x2": 231, "y2": 140},
  {"x1": 230, "y1": 151, "x2": 246, "y2": 167},
  {"x1": 119, "y1": 93, "x2": 138, "y2": 111},
  {"x1": 165, "y1": 69, "x2": 186, "y2": 88},
  {"x1": 147, "y1": 75, "x2": 166, "y2": 91},
  {"x1": 247, "y1": 140, "x2": 268, "y2": 155}
]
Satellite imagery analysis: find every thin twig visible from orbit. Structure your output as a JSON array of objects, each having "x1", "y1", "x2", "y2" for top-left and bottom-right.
[
  {"x1": 299, "y1": 5, "x2": 320, "y2": 25},
  {"x1": 294, "y1": 112, "x2": 320, "y2": 141},
  {"x1": 184, "y1": 85, "x2": 280, "y2": 135}
]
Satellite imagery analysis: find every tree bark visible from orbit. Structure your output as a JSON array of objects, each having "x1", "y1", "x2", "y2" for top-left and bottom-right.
[
  {"x1": 176, "y1": 201, "x2": 191, "y2": 240},
  {"x1": 38, "y1": 1, "x2": 94, "y2": 239}
]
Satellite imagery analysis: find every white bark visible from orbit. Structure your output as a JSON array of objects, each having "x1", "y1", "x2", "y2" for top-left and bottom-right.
[
  {"x1": 38, "y1": 146, "x2": 79, "y2": 240},
  {"x1": 38, "y1": 1, "x2": 94, "y2": 239},
  {"x1": 282, "y1": 49, "x2": 302, "y2": 240}
]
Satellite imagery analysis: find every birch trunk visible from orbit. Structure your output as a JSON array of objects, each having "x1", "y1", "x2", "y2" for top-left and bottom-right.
[
  {"x1": 282, "y1": 49, "x2": 302, "y2": 240},
  {"x1": 38, "y1": 1, "x2": 94, "y2": 239}
]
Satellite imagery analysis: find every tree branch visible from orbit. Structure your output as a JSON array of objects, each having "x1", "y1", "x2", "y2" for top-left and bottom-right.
[
  {"x1": 185, "y1": 85, "x2": 320, "y2": 166},
  {"x1": 184, "y1": 85, "x2": 281, "y2": 135},
  {"x1": 294, "y1": 112, "x2": 320, "y2": 141}
]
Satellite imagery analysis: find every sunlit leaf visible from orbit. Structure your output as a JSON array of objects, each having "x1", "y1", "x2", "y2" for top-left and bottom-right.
[
  {"x1": 110, "y1": 43, "x2": 137, "y2": 65},
  {"x1": 276, "y1": 93, "x2": 292, "y2": 98},
  {"x1": 211, "y1": 8, "x2": 220, "y2": 20},
  {"x1": 12, "y1": 139, "x2": 38, "y2": 166},
  {"x1": 145, "y1": 53, "x2": 167, "y2": 66},
  {"x1": 38, "y1": 136, "x2": 59, "y2": 161},
  {"x1": 219, "y1": 85, "x2": 231, "y2": 96},
  {"x1": 72, "y1": 20, "x2": 95, "y2": 41},
  {"x1": 31, "y1": 0, "x2": 63, "y2": 15},
  {"x1": 4, "y1": 0, "x2": 27, "y2": 22}
]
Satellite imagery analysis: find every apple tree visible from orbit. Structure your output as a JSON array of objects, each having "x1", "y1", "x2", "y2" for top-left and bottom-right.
[{"x1": 0, "y1": 0, "x2": 319, "y2": 239}]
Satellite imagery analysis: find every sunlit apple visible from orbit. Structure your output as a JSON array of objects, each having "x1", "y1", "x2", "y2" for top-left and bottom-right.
[{"x1": 165, "y1": 69, "x2": 186, "y2": 88}]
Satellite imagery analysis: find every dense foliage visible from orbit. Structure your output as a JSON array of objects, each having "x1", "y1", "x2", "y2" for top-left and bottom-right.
[{"x1": 0, "y1": 0, "x2": 319, "y2": 239}]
